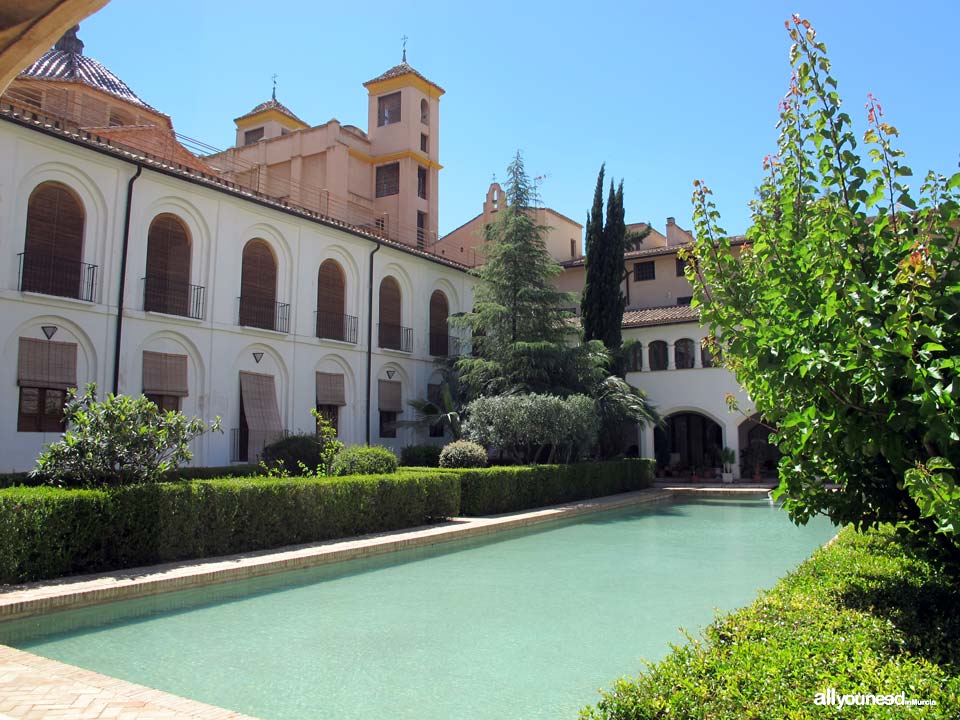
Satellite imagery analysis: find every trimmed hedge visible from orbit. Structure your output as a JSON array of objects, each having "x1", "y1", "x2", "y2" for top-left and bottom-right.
[
  {"x1": 580, "y1": 526, "x2": 960, "y2": 719},
  {"x1": 400, "y1": 444, "x2": 443, "y2": 468},
  {"x1": 0, "y1": 471, "x2": 459, "y2": 584},
  {"x1": 459, "y1": 459, "x2": 654, "y2": 515},
  {"x1": 0, "y1": 465, "x2": 260, "y2": 489}
]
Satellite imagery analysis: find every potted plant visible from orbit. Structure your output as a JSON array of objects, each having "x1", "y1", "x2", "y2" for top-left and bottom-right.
[{"x1": 720, "y1": 447, "x2": 736, "y2": 483}]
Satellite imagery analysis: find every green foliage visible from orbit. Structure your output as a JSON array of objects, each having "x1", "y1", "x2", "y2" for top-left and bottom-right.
[
  {"x1": 403, "y1": 373, "x2": 463, "y2": 440},
  {"x1": 581, "y1": 164, "x2": 628, "y2": 356},
  {"x1": 454, "y1": 152, "x2": 585, "y2": 399},
  {"x1": 32, "y1": 384, "x2": 220, "y2": 488},
  {"x1": 593, "y1": 376, "x2": 661, "y2": 458},
  {"x1": 0, "y1": 471, "x2": 459, "y2": 584},
  {"x1": 260, "y1": 413, "x2": 343, "y2": 477},
  {"x1": 465, "y1": 393, "x2": 599, "y2": 464},
  {"x1": 438, "y1": 440, "x2": 487, "y2": 469},
  {"x1": 400, "y1": 444, "x2": 443, "y2": 468},
  {"x1": 580, "y1": 525, "x2": 960, "y2": 719},
  {"x1": 330, "y1": 445, "x2": 398, "y2": 476},
  {"x1": 685, "y1": 17, "x2": 960, "y2": 553},
  {"x1": 459, "y1": 459, "x2": 654, "y2": 515}
]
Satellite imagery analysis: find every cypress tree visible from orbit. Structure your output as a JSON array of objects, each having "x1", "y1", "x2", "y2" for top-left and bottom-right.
[{"x1": 581, "y1": 164, "x2": 606, "y2": 341}]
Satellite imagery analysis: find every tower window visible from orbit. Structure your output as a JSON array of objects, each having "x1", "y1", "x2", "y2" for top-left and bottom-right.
[
  {"x1": 244, "y1": 127, "x2": 264, "y2": 145},
  {"x1": 378, "y1": 92, "x2": 401, "y2": 126},
  {"x1": 417, "y1": 166, "x2": 427, "y2": 199},
  {"x1": 570, "y1": 239, "x2": 576, "y2": 257},
  {"x1": 376, "y1": 163, "x2": 400, "y2": 197},
  {"x1": 421, "y1": 133, "x2": 428, "y2": 153},
  {"x1": 420, "y1": 98, "x2": 429, "y2": 125}
]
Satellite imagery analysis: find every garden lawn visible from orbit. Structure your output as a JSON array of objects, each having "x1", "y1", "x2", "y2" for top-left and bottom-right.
[{"x1": 581, "y1": 525, "x2": 960, "y2": 719}]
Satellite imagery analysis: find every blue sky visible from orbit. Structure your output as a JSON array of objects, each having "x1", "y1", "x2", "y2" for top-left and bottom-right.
[{"x1": 76, "y1": 0, "x2": 958, "y2": 239}]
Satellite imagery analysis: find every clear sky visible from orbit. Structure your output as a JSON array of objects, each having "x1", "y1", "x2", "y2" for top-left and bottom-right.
[{"x1": 73, "y1": 0, "x2": 958, "y2": 240}]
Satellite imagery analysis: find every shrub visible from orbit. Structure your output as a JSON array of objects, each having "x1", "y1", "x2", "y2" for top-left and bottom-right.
[
  {"x1": 464, "y1": 394, "x2": 598, "y2": 464},
  {"x1": 330, "y1": 445, "x2": 398, "y2": 476},
  {"x1": 459, "y1": 459, "x2": 654, "y2": 515},
  {"x1": 580, "y1": 525, "x2": 960, "y2": 719},
  {"x1": 400, "y1": 444, "x2": 443, "y2": 468},
  {"x1": 32, "y1": 384, "x2": 220, "y2": 487},
  {"x1": 439, "y1": 440, "x2": 487, "y2": 469},
  {"x1": 0, "y1": 471, "x2": 459, "y2": 584}
]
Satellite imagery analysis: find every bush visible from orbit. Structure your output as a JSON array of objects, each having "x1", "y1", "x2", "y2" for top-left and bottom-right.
[
  {"x1": 464, "y1": 394, "x2": 598, "y2": 464},
  {"x1": 32, "y1": 384, "x2": 220, "y2": 487},
  {"x1": 439, "y1": 440, "x2": 487, "y2": 469},
  {"x1": 330, "y1": 445, "x2": 398, "y2": 476},
  {"x1": 459, "y1": 459, "x2": 653, "y2": 515},
  {"x1": 261, "y1": 434, "x2": 328, "y2": 475},
  {"x1": 0, "y1": 471, "x2": 459, "y2": 584},
  {"x1": 580, "y1": 525, "x2": 960, "y2": 719},
  {"x1": 400, "y1": 444, "x2": 443, "y2": 468}
]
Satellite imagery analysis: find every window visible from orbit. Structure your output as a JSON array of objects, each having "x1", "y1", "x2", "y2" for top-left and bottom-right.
[
  {"x1": 375, "y1": 217, "x2": 386, "y2": 234},
  {"x1": 378, "y1": 92, "x2": 401, "y2": 126},
  {"x1": 570, "y1": 239, "x2": 576, "y2": 258},
  {"x1": 676, "y1": 258, "x2": 687, "y2": 277},
  {"x1": 316, "y1": 405, "x2": 339, "y2": 435},
  {"x1": 676, "y1": 296, "x2": 693, "y2": 306},
  {"x1": 627, "y1": 343, "x2": 643, "y2": 372},
  {"x1": 649, "y1": 340, "x2": 668, "y2": 371},
  {"x1": 17, "y1": 337, "x2": 76, "y2": 432},
  {"x1": 675, "y1": 338, "x2": 695, "y2": 369},
  {"x1": 18, "y1": 387, "x2": 66, "y2": 432},
  {"x1": 376, "y1": 163, "x2": 400, "y2": 197},
  {"x1": 22, "y1": 182, "x2": 86, "y2": 300},
  {"x1": 316, "y1": 260, "x2": 347, "y2": 341},
  {"x1": 379, "y1": 411, "x2": 397, "y2": 438},
  {"x1": 702, "y1": 341, "x2": 721, "y2": 368},
  {"x1": 633, "y1": 261, "x2": 655, "y2": 281},
  {"x1": 417, "y1": 166, "x2": 427, "y2": 199},
  {"x1": 144, "y1": 214, "x2": 193, "y2": 317},
  {"x1": 239, "y1": 239, "x2": 279, "y2": 330},
  {"x1": 420, "y1": 98, "x2": 429, "y2": 124},
  {"x1": 429, "y1": 290, "x2": 449, "y2": 356},
  {"x1": 417, "y1": 212, "x2": 427, "y2": 249},
  {"x1": 244, "y1": 127, "x2": 264, "y2": 145},
  {"x1": 379, "y1": 277, "x2": 404, "y2": 349},
  {"x1": 420, "y1": 133, "x2": 428, "y2": 153},
  {"x1": 145, "y1": 394, "x2": 181, "y2": 413}
]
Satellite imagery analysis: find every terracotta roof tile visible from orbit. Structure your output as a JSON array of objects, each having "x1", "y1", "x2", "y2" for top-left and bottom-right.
[
  {"x1": 234, "y1": 97, "x2": 307, "y2": 126},
  {"x1": 364, "y1": 62, "x2": 444, "y2": 93},
  {"x1": 20, "y1": 50, "x2": 156, "y2": 111},
  {"x1": 622, "y1": 305, "x2": 699, "y2": 328}
]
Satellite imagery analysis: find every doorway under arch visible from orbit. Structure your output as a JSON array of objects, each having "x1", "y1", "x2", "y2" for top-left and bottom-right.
[{"x1": 654, "y1": 411, "x2": 723, "y2": 476}]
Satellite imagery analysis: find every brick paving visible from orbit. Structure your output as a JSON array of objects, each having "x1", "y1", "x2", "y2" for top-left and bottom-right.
[{"x1": 0, "y1": 486, "x2": 750, "y2": 720}]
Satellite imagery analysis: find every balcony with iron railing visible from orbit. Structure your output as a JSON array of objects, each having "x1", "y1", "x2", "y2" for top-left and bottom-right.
[
  {"x1": 142, "y1": 276, "x2": 206, "y2": 319},
  {"x1": 378, "y1": 323, "x2": 413, "y2": 353},
  {"x1": 18, "y1": 252, "x2": 98, "y2": 303},
  {"x1": 315, "y1": 310, "x2": 359, "y2": 343},
  {"x1": 237, "y1": 296, "x2": 290, "y2": 333},
  {"x1": 429, "y1": 333, "x2": 462, "y2": 358}
]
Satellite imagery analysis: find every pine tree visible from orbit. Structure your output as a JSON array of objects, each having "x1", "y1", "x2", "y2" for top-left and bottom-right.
[{"x1": 455, "y1": 151, "x2": 579, "y2": 398}]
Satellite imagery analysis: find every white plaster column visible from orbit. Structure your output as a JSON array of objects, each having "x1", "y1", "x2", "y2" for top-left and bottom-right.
[
  {"x1": 667, "y1": 342, "x2": 676, "y2": 370},
  {"x1": 641, "y1": 423, "x2": 656, "y2": 461},
  {"x1": 724, "y1": 420, "x2": 741, "y2": 480}
]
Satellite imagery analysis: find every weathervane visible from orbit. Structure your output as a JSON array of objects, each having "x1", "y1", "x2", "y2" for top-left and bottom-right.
[
  {"x1": 401, "y1": 35, "x2": 408, "y2": 62},
  {"x1": 271, "y1": 73, "x2": 278, "y2": 100}
]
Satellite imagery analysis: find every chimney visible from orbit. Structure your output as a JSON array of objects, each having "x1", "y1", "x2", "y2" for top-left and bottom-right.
[{"x1": 666, "y1": 216, "x2": 687, "y2": 246}]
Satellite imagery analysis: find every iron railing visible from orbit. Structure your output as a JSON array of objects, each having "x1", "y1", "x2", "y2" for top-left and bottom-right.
[
  {"x1": 142, "y1": 276, "x2": 206, "y2": 319},
  {"x1": 315, "y1": 310, "x2": 359, "y2": 343},
  {"x1": 237, "y1": 296, "x2": 290, "y2": 333},
  {"x1": 378, "y1": 323, "x2": 413, "y2": 352},
  {"x1": 230, "y1": 427, "x2": 288, "y2": 463},
  {"x1": 18, "y1": 252, "x2": 98, "y2": 302}
]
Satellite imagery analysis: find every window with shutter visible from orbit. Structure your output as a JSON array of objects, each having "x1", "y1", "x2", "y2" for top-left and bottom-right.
[
  {"x1": 675, "y1": 339, "x2": 695, "y2": 369},
  {"x1": 22, "y1": 182, "x2": 85, "y2": 298},
  {"x1": 145, "y1": 214, "x2": 191, "y2": 316},
  {"x1": 317, "y1": 260, "x2": 346, "y2": 340},
  {"x1": 649, "y1": 341, "x2": 668, "y2": 371},
  {"x1": 239, "y1": 239, "x2": 278, "y2": 329},
  {"x1": 429, "y1": 290, "x2": 449, "y2": 356},
  {"x1": 378, "y1": 277, "x2": 403, "y2": 349}
]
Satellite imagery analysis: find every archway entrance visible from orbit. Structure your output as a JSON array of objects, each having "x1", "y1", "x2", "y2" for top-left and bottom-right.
[
  {"x1": 654, "y1": 411, "x2": 723, "y2": 477},
  {"x1": 737, "y1": 414, "x2": 781, "y2": 479}
]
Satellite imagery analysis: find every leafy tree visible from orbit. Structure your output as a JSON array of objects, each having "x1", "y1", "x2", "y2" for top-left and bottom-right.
[
  {"x1": 32, "y1": 384, "x2": 221, "y2": 487},
  {"x1": 685, "y1": 16, "x2": 960, "y2": 554},
  {"x1": 455, "y1": 151, "x2": 585, "y2": 398}
]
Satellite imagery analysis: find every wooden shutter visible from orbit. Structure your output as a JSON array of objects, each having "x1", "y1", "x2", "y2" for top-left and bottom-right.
[
  {"x1": 427, "y1": 383, "x2": 442, "y2": 406},
  {"x1": 241, "y1": 240, "x2": 277, "y2": 302},
  {"x1": 18, "y1": 338, "x2": 78, "y2": 389},
  {"x1": 378, "y1": 380, "x2": 403, "y2": 412},
  {"x1": 315, "y1": 372, "x2": 346, "y2": 406},
  {"x1": 142, "y1": 351, "x2": 188, "y2": 397},
  {"x1": 379, "y1": 276, "x2": 401, "y2": 327},
  {"x1": 317, "y1": 260, "x2": 345, "y2": 316},
  {"x1": 240, "y1": 371, "x2": 283, "y2": 460},
  {"x1": 429, "y1": 290, "x2": 448, "y2": 334},
  {"x1": 25, "y1": 182, "x2": 84, "y2": 261},
  {"x1": 146, "y1": 215, "x2": 191, "y2": 286}
]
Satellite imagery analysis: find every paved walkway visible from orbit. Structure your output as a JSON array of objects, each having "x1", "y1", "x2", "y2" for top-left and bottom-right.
[{"x1": 0, "y1": 485, "x2": 754, "y2": 720}]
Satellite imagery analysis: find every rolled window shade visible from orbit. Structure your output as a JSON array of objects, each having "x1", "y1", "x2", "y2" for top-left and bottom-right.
[
  {"x1": 316, "y1": 372, "x2": 346, "y2": 406},
  {"x1": 378, "y1": 379, "x2": 402, "y2": 412},
  {"x1": 240, "y1": 371, "x2": 283, "y2": 433},
  {"x1": 142, "y1": 351, "x2": 188, "y2": 396},
  {"x1": 18, "y1": 338, "x2": 78, "y2": 389}
]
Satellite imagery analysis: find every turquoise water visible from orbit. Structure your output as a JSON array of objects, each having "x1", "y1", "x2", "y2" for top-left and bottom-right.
[{"x1": 0, "y1": 498, "x2": 835, "y2": 719}]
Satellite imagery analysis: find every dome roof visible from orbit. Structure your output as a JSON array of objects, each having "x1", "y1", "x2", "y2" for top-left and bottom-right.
[
  {"x1": 18, "y1": 26, "x2": 157, "y2": 111},
  {"x1": 234, "y1": 96, "x2": 308, "y2": 127},
  {"x1": 364, "y1": 60, "x2": 444, "y2": 94}
]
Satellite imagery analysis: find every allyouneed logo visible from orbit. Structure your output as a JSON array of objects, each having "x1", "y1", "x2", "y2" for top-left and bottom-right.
[{"x1": 814, "y1": 688, "x2": 937, "y2": 708}]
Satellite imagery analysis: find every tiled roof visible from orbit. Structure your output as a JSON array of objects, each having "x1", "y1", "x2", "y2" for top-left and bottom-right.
[
  {"x1": 234, "y1": 97, "x2": 307, "y2": 126},
  {"x1": 19, "y1": 29, "x2": 156, "y2": 111},
  {"x1": 82, "y1": 125, "x2": 216, "y2": 175},
  {"x1": 562, "y1": 236, "x2": 747, "y2": 268},
  {"x1": 364, "y1": 61, "x2": 444, "y2": 93},
  {"x1": 622, "y1": 305, "x2": 700, "y2": 328}
]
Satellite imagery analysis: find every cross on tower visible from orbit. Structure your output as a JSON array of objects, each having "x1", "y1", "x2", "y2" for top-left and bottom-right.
[
  {"x1": 401, "y1": 35, "x2": 408, "y2": 62},
  {"x1": 271, "y1": 73, "x2": 278, "y2": 100}
]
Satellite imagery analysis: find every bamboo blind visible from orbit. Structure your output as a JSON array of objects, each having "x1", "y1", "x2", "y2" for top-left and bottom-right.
[
  {"x1": 18, "y1": 337, "x2": 78, "y2": 389},
  {"x1": 142, "y1": 351, "x2": 188, "y2": 396},
  {"x1": 315, "y1": 372, "x2": 346, "y2": 406},
  {"x1": 25, "y1": 182, "x2": 84, "y2": 260},
  {"x1": 378, "y1": 379, "x2": 403, "y2": 412}
]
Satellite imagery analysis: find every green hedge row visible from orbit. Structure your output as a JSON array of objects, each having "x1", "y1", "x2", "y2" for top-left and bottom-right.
[
  {"x1": 458, "y1": 459, "x2": 654, "y2": 515},
  {"x1": 0, "y1": 464, "x2": 261, "y2": 489},
  {"x1": 0, "y1": 472, "x2": 458, "y2": 584},
  {"x1": 580, "y1": 525, "x2": 960, "y2": 719}
]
